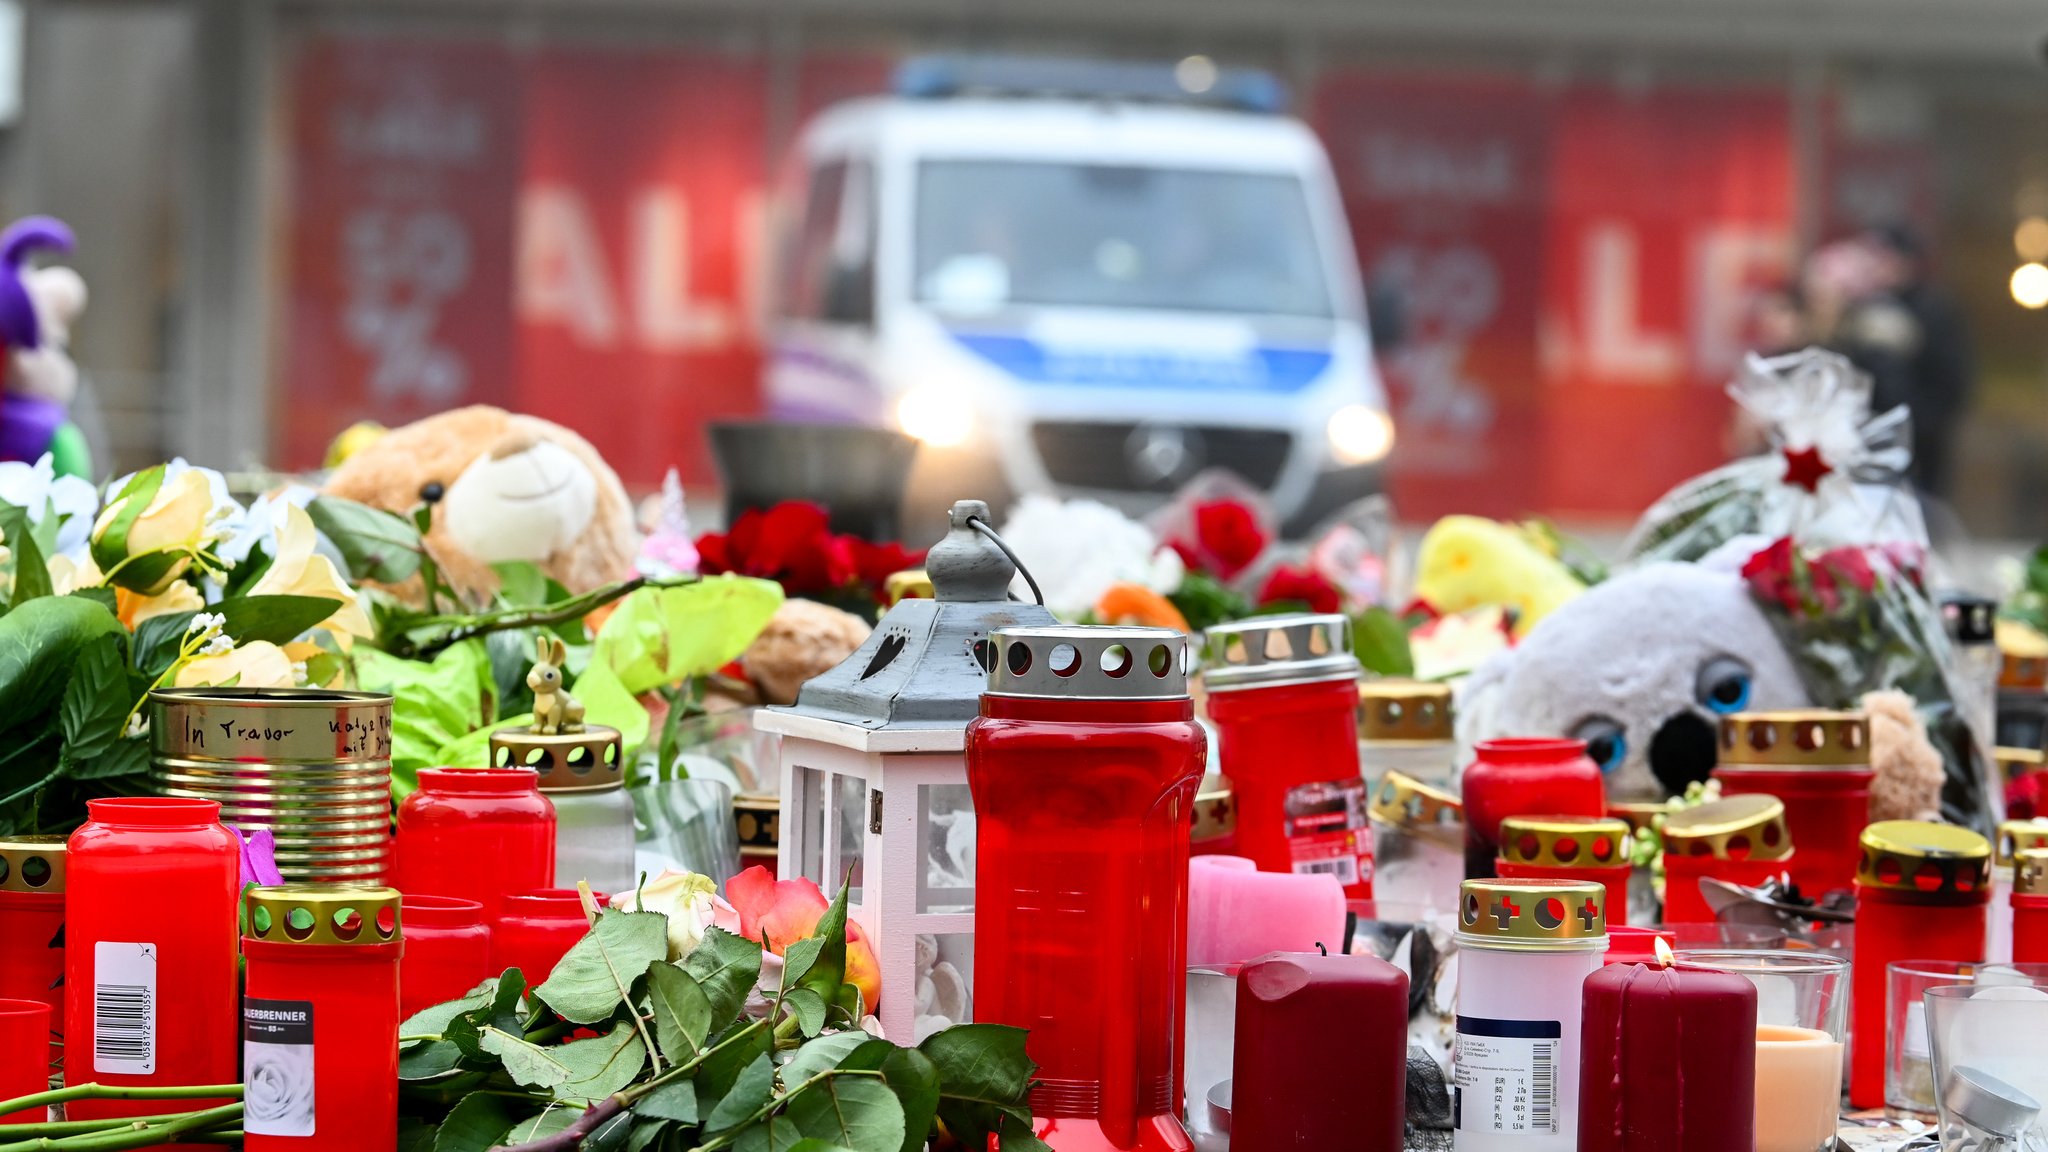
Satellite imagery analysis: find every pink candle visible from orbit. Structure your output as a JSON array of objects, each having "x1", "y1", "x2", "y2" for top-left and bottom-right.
[
  {"x1": 1578, "y1": 960, "x2": 1756, "y2": 1151},
  {"x1": 1188, "y1": 855, "x2": 1347, "y2": 968}
]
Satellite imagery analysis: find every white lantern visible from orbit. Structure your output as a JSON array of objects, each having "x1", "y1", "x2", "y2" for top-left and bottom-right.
[{"x1": 752, "y1": 500, "x2": 1056, "y2": 1041}]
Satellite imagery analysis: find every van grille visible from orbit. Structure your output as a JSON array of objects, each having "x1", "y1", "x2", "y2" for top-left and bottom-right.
[{"x1": 1030, "y1": 422, "x2": 1293, "y2": 492}]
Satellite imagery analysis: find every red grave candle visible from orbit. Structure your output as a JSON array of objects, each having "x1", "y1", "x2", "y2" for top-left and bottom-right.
[
  {"x1": 1493, "y1": 815, "x2": 1634, "y2": 926},
  {"x1": 1461, "y1": 739, "x2": 1605, "y2": 880},
  {"x1": 1202, "y1": 616, "x2": 1369, "y2": 897},
  {"x1": 65, "y1": 798, "x2": 240, "y2": 1125},
  {"x1": 400, "y1": 895, "x2": 490, "y2": 1019},
  {"x1": 1848, "y1": 821, "x2": 1991, "y2": 1109},
  {"x1": 0, "y1": 999, "x2": 50, "y2": 1123},
  {"x1": 2017, "y1": 849, "x2": 2048, "y2": 964},
  {"x1": 1713, "y1": 711, "x2": 1871, "y2": 898},
  {"x1": 1658, "y1": 795, "x2": 1796, "y2": 925},
  {"x1": 0, "y1": 837, "x2": 65, "y2": 1073},
  {"x1": 1230, "y1": 950, "x2": 1407, "y2": 1152},
  {"x1": 969, "y1": 626, "x2": 1205, "y2": 1152},
  {"x1": 491, "y1": 890, "x2": 598, "y2": 985},
  {"x1": 243, "y1": 885, "x2": 401, "y2": 1152},
  {"x1": 395, "y1": 768, "x2": 555, "y2": 920},
  {"x1": 1578, "y1": 956, "x2": 1757, "y2": 1152}
]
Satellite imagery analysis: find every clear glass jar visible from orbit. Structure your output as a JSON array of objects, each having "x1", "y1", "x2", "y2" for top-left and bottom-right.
[
  {"x1": 1367, "y1": 771, "x2": 1464, "y2": 911},
  {"x1": 1358, "y1": 680, "x2": 1457, "y2": 792},
  {"x1": 549, "y1": 786, "x2": 637, "y2": 895}
]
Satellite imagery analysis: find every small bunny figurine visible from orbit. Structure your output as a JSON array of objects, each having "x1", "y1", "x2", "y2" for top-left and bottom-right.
[{"x1": 528, "y1": 635, "x2": 585, "y2": 735}]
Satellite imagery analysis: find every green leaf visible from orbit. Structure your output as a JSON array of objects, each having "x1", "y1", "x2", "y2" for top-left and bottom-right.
[
  {"x1": 773, "y1": 1075, "x2": 906, "y2": 1151},
  {"x1": 918, "y1": 1024, "x2": 1041, "y2": 1152},
  {"x1": 90, "y1": 466, "x2": 163, "y2": 577},
  {"x1": 535, "y1": 910, "x2": 668, "y2": 1024},
  {"x1": 307, "y1": 495, "x2": 425, "y2": 584},
  {"x1": 646, "y1": 961, "x2": 713, "y2": 1064},
  {"x1": 554, "y1": 1022, "x2": 647, "y2": 1104},
  {"x1": 0, "y1": 503, "x2": 51, "y2": 609},
  {"x1": 587, "y1": 1110, "x2": 635, "y2": 1152},
  {"x1": 397, "y1": 1116, "x2": 436, "y2": 1152},
  {"x1": 353, "y1": 640, "x2": 497, "y2": 801},
  {"x1": 66, "y1": 736, "x2": 146, "y2": 782},
  {"x1": 400, "y1": 988, "x2": 493, "y2": 1045},
  {"x1": 130, "y1": 594, "x2": 347, "y2": 677},
  {"x1": 683, "y1": 928, "x2": 764, "y2": 1027},
  {"x1": 633, "y1": 1078, "x2": 698, "y2": 1124},
  {"x1": 397, "y1": 1039, "x2": 463, "y2": 1080},
  {"x1": 65, "y1": 586, "x2": 116, "y2": 614},
  {"x1": 839, "y1": 1041, "x2": 940, "y2": 1152},
  {"x1": 696, "y1": 1020, "x2": 772, "y2": 1103},
  {"x1": 56, "y1": 634, "x2": 128, "y2": 772},
  {"x1": 0, "y1": 595, "x2": 124, "y2": 751},
  {"x1": 1353, "y1": 605, "x2": 1416, "y2": 678},
  {"x1": 573, "y1": 577, "x2": 784, "y2": 751},
  {"x1": 625, "y1": 1118, "x2": 672, "y2": 1152},
  {"x1": 704, "y1": 1051, "x2": 776, "y2": 1132},
  {"x1": 476, "y1": 968, "x2": 529, "y2": 1034},
  {"x1": 783, "y1": 1143, "x2": 860, "y2": 1152},
  {"x1": 795, "y1": 879, "x2": 852, "y2": 1009},
  {"x1": 780, "y1": 1032, "x2": 870, "y2": 1086},
  {"x1": 431, "y1": 1092, "x2": 513, "y2": 1152},
  {"x1": 504, "y1": 1105, "x2": 584, "y2": 1143},
  {"x1": 478, "y1": 1025, "x2": 575, "y2": 1089},
  {"x1": 783, "y1": 988, "x2": 827, "y2": 1039},
  {"x1": 781, "y1": 937, "x2": 825, "y2": 992}
]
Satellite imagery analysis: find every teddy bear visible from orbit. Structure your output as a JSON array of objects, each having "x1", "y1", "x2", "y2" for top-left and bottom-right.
[
  {"x1": 0, "y1": 217, "x2": 90, "y2": 478},
  {"x1": 322, "y1": 405, "x2": 639, "y2": 603},
  {"x1": 1459, "y1": 560, "x2": 1946, "y2": 822}
]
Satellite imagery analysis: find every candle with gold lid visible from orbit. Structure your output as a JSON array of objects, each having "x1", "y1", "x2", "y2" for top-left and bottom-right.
[
  {"x1": 0, "y1": 836, "x2": 64, "y2": 1071},
  {"x1": 2013, "y1": 848, "x2": 2048, "y2": 964},
  {"x1": 1848, "y1": 820, "x2": 1992, "y2": 1109},
  {"x1": 1996, "y1": 622, "x2": 2048, "y2": 752},
  {"x1": 490, "y1": 720, "x2": 633, "y2": 896},
  {"x1": 1713, "y1": 710, "x2": 1870, "y2": 897},
  {"x1": 1359, "y1": 679, "x2": 1456, "y2": 790},
  {"x1": 1452, "y1": 877, "x2": 1607, "y2": 1151},
  {"x1": 1992, "y1": 819, "x2": 2048, "y2": 962},
  {"x1": 1659, "y1": 794, "x2": 1795, "y2": 924},
  {"x1": 1493, "y1": 815, "x2": 1633, "y2": 925},
  {"x1": 1190, "y1": 774, "x2": 1236, "y2": 856},
  {"x1": 1368, "y1": 769, "x2": 1463, "y2": 909}
]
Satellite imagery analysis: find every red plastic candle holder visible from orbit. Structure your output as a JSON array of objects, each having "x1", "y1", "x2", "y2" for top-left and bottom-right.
[
  {"x1": 0, "y1": 836, "x2": 65, "y2": 1073},
  {"x1": 1713, "y1": 711, "x2": 1871, "y2": 898},
  {"x1": 0, "y1": 998, "x2": 50, "y2": 1123},
  {"x1": 400, "y1": 895, "x2": 490, "y2": 1019},
  {"x1": 243, "y1": 885, "x2": 402, "y2": 1152},
  {"x1": 1659, "y1": 794, "x2": 1797, "y2": 925},
  {"x1": 2017, "y1": 849, "x2": 2048, "y2": 964},
  {"x1": 969, "y1": 626, "x2": 1205, "y2": 1152},
  {"x1": 64, "y1": 797, "x2": 240, "y2": 1124},
  {"x1": 1460, "y1": 738, "x2": 1605, "y2": 880},
  {"x1": 395, "y1": 767, "x2": 555, "y2": 919},
  {"x1": 491, "y1": 889, "x2": 597, "y2": 986},
  {"x1": 1492, "y1": 815, "x2": 1634, "y2": 926}
]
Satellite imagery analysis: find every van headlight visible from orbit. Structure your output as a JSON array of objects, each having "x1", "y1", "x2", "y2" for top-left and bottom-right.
[
  {"x1": 1326, "y1": 404, "x2": 1394, "y2": 465},
  {"x1": 896, "y1": 388, "x2": 975, "y2": 447}
]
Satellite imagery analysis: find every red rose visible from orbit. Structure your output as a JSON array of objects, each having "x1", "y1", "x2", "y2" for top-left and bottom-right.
[
  {"x1": 2009, "y1": 770, "x2": 2046, "y2": 821},
  {"x1": 692, "y1": 502, "x2": 854, "y2": 595},
  {"x1": 1257, "y1": 564, "x2": 1342, "y2": 615},
  {"x1": 1816, "y1": 546, "x2": 1877, "y2": 597},
  {"x1": 848, "y1": 539, "x2": 928, "y2": 603},
  {"x1": 1741, "y1": 537, "x2": 1805, "y2": 615},
  {"x1": 1191, "y1": 500, "x2": 1267, "y2": 581}
]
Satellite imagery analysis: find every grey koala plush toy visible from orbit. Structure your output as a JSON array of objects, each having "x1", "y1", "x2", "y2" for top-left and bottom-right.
[{"x1": 1459, "y1": 561, "x2": 1811, "y2": 801}]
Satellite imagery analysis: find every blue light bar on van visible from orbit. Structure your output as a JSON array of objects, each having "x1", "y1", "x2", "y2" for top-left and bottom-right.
[{"x1": 893, "y1": 54, "x2": 1288, "y2": 114}]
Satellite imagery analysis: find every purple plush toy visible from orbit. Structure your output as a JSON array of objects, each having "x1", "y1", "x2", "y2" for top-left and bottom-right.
[{"x1": 0, "y1": 216, "x2": 89, "y2": 476}]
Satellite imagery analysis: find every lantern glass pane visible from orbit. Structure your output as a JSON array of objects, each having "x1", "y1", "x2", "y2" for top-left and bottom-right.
[
  {"x1": 912, "y1": 931, "x2": 976, "y2": 1042},
  {"x1": 795, "y1": 765, "x2": 826, "y2": 887},
  {"x1": 834, "y1": 773, "x2": 867, "y2": 903},
  {"x1": 918, "y1": 783, "x2": 976, "y2": 913}
]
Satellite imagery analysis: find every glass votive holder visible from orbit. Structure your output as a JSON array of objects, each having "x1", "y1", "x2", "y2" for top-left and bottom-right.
[
  {"x1": 1677, "y1": 949, "x2": 1848, "y2": 1152},
  {"x1": 1924, "y1": 983, "x2": 2048, "y2": 1149},
  {"x1": 1888, "y1": 960, "x2": 1985, "y2": 1122},
  {"x1": 1183, "y1": 966, "x2": 1236, "y2": 1149}
]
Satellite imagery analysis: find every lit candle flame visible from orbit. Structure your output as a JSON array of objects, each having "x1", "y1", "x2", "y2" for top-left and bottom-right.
[{"x1": 1653, "y1": 936, "x2": 1676, "y2": 968}]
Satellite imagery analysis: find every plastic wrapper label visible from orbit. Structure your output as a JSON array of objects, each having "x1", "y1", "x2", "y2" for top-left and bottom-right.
[
  {"x1": 243, "y1": 998, "x2": 316, "y2": 1136},
  {"x1": 1283, "y1": 777, "x2": 1372, "y2": 885},
  {"x1": 92, "y1": 941, "x2": 156, "y2": 1075},
  {"x1": 1454, "y1": 1016, "x2": 1560, "y2": 1135}
]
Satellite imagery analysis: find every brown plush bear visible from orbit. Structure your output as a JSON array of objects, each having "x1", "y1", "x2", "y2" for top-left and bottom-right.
[{"x1": 322, "y1": 406, "x2": 639, "y2": 604}]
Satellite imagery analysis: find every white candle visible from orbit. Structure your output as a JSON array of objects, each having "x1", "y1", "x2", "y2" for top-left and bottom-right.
[{"x1": 1754, "y1": 1025, "x2": 1841, "y2": 1152}]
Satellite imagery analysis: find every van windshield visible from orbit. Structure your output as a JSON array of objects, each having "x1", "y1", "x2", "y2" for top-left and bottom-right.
[{"x1": 914, "y1": 160, "x2": 1333, "y2": 318}]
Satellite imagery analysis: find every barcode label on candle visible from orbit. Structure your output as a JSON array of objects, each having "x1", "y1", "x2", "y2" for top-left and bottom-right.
[
  {"x1": 1283, "y1": 777, "x2": 1372, "y2": 887},
  {"x1": 92, "y1": 941, "x2": 156, "y2": 1075},
  {"x1": 1454, "y1": 1015, "x2": 1562, "y2": 1135}
]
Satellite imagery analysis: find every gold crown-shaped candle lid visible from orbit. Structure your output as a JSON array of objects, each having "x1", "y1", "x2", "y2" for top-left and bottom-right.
[
  {"x1": 1497, "y1": 816, "x2": 1632, "y2": 870},
  {"x1": 490, "y1": 724, "x2": 625, "y2": 792},
  {"x1": 0, "y1": 836, "x2": 64, "y2": 895},
  {"x1": 1608, "y1": 801, "x2": 1676, "y2": 837},
  {"x1": 1369, "y1": 770, "x2": 1463, "y2": 832},
  {"x1": 1857, "y1": 821, "x2": 1991, "y2": 894},
  {"x1": 1191, "y1": 775, "x2": 1235, "y2": 842},
  {"x1": 1359, "y1": 680, "x2": 1454, "y2": 743},
  {"x1": 2017, "y1": 849, "x2": 2048, "y2": 897},
  {"x1": 1457, "y1": 878, "x2": 1607, "y2": 950},
  {"x1": 1661, "y1": 795, "x2": 1794, "y2": 862},
  {"x1": 244, "y1": 884, "x2": 401, "y2": 946},
  {"x1": 1719, "y1": 710, "x2": 1869, "y2": 768},
  {"x1": 1998, "y1": 747, "x2": 2045, "y2": 782},
  {"x1": 1997, "y1": 819, "x2": 2048, "y2": 868}
]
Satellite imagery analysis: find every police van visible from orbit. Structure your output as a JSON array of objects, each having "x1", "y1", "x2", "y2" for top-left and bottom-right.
[{"x1": 767, "y1": 55, "x2": 1392, "y2": 534}]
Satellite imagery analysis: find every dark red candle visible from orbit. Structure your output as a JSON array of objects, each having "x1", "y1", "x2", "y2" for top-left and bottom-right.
[
  {"x1": 1230, "y1": 950, "x2": 1407, "y2": 1152},
  {"x1": 1461, "y1": 739, "x2": 1605, "y2": 880},
  {"x1": 243, "y1": 885, "x2": 401, "y2": 1152},
  {"x1": 1578, "y1": 960, "x2": 1756, "y2": 1152}
]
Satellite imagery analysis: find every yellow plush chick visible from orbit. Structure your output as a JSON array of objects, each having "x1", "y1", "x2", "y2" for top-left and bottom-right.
[
  {"x1": 1413, "y1": 515, "x2": 1585, "y2": 637},
  {"x1": 323, "y1": 421, "x2": 389, "y2": 470}
]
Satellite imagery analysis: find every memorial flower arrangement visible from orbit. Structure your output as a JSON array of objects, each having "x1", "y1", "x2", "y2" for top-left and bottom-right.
[
  {"x1": 398, "y1": 874, "x2": 1044, "y2": 1152},
  {"x1": 695, "y1": 500, "x2": 925, "y2": 615}
]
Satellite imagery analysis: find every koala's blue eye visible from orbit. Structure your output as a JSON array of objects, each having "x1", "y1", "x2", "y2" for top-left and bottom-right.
[
  {"x1": 1697, "y1": 657, "x2": 1754, "y2": 715},
  {"x1": 1570, "y1": 717, "x2": 1627, "y2": 774}
]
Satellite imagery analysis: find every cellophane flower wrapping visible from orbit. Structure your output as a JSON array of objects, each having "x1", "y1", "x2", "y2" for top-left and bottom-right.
[{"x1": 1627, "y1": 348, "x2": 1996, "y2": 828}]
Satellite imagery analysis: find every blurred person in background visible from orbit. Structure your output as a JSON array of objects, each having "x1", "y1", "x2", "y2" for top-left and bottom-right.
[
  {"x1": 1725, "y1": 280, "x2": 1813, "y2": 457},
  {"x1": 1864, "y1": 224, "x2": 1977, "y2": 502},
  {"x1": 1804, "y1": 235, "x2": 1918, "y2": 424}
]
